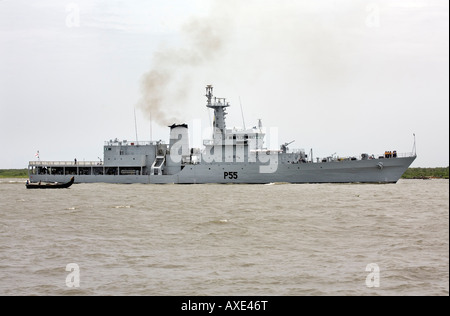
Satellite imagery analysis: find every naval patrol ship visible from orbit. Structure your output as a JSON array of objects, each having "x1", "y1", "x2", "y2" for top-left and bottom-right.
[{"x1": 28, "y1": 85, "x2": 416, "y2": 184}]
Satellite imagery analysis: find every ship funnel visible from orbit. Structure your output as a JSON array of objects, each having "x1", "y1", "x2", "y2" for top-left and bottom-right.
[
  {"x1": 169, "y1": 124, "x2": 189, "y2": 156},
  {"x1": 167, "y1": 123, "x2": 190, "y2": 175}
]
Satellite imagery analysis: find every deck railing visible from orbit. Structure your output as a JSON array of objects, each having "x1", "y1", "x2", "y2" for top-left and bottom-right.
[
  {"x1": 370, "y1": 152, "x2": 415, "y2": 159},
  {"x1": 315, "y1": 152, "x2": 416, "y2": 163},
  {"x1": 29, "y1": 161, "x2": 103, "y2": 167},
  {"x1": 104, "y1": 140, "x2": 165, "y2": 147},
  {"x1": 28, "y1": 152, "x2": 416, "y2": 167}
]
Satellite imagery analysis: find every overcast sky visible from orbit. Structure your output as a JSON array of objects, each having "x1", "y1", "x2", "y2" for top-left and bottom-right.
[{"x1": 0, "y1": 0, "x2": 448, "y2": 168}]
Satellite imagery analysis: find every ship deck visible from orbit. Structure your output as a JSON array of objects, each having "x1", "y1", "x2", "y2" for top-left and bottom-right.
[{"x1": 28, "y1": 161, "x2": 145, "y2": 176}]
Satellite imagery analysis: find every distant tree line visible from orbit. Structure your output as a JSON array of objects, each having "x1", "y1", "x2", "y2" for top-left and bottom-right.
[
  {"x1": 401, "y1": 167, "x2": 449, "y2": 179},
  {"x1": 0, "y1": 169, "x2": 28, "y2": 178}
]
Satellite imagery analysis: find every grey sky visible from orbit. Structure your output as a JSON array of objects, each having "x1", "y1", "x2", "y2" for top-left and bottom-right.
[{"x1": 0, "y1": 0, "x2": 448, "y2": 168}]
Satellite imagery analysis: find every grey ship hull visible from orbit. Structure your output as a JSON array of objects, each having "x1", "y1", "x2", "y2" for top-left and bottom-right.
[{"x1": 29, "y1": 156, "x2": 415, "y2": 184}]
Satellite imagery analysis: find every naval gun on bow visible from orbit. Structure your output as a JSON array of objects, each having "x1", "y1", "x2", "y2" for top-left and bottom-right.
[{"x1": 281, "y1": 141, "x2": 295, "y2": 153}]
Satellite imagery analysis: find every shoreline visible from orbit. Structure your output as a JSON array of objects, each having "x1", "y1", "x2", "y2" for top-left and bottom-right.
[{"x1": 0, "y1": 169, "x2": 28, "y2": 179}]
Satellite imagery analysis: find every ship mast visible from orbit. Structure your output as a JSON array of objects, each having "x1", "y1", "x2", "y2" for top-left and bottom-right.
[{"x1": 206, "y1": 85, "x2": 229, "y2": 136}]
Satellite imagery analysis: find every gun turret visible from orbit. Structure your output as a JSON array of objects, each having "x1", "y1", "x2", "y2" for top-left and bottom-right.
[{"x1": 281, "y1": 140, "x2": 295, "y2": 153}]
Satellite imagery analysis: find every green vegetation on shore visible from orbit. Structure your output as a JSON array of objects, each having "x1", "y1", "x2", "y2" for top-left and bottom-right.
[
  {"x1": 0, "y1": 167, "x2": 448, "y2": 179},
  {"x1": 401, "y1": 167, "x2": 449, "y2": 179},
  {"x1": 0, "y1": 169, "x2": 28, "y2": 178}
]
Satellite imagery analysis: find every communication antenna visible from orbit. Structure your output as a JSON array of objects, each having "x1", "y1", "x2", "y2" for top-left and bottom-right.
[
  {"x1": 206, "y1": 85, "x2": 213, "y2": 131},
  {"x1": 412, "y1": 133, "x2": 417, "y2": 156},
  {"x1": 207, "y1": 108, "x2": 212, "y2": 130},
  {"x1": 239, "y1": 96, "x2": 246, "y2": 130},
  {"x1": 149, "y1": 112, "x2": 153, "y2": 141},
  {"x1": 134, "y1": 107, "x2": 139, "y2": 144}
]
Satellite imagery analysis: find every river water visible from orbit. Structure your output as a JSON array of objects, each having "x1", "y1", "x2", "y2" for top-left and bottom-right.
[{"x1": 0, "y1": 179, "x2": 448, "y2": 296}]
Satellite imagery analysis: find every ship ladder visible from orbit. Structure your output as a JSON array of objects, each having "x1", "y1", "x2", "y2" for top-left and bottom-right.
[{"x1": 151, "y1": 156, "x2": 165, "y2": 176}]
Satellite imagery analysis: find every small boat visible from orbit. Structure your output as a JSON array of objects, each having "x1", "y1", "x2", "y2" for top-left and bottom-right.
[{"x1": 26, "y1": 177, "x2": 75, "y2": 189}]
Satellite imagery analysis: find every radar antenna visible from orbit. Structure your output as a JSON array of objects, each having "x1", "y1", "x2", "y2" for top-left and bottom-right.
[
  {"x1": 239, "y1": 96, "x2": 246, "y2": 130},
  {"x1": 206, "y1": 85, "x2": 213, "y2": 106}
]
